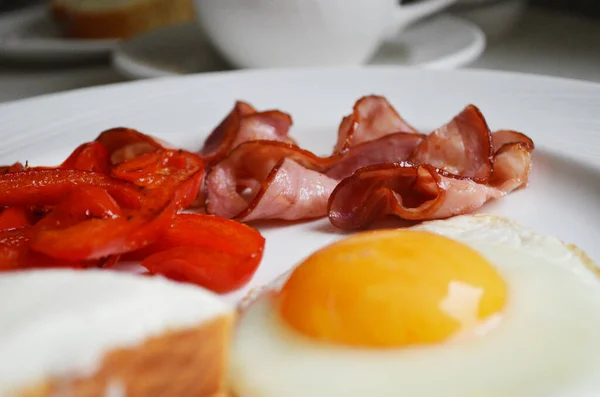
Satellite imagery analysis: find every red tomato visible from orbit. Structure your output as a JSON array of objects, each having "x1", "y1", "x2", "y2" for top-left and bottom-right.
[
  {"x1": 0, "y1": 169, "x2": 142, "y2": 209},
  {"x1": 96, "y1": 127, "x2": 167, "y2": 164},
  {"x1": 28, "y1": 151, "x2": 204, "y2": 261},
  {"x1": 127, "y1": 213, "x2": 265, "y2": 293},
  {"x1": 0, "y1": 128, "x2": 264, "y2": 295},
  {"x1": 142, "y1": 246, "x2": 263, "y2": 294},
  {"x1": 0, "y1": 229, "x2": 84, "y2": 270},
  {"x1": 0, "y1": 207, "x2": 32, "y2": 231},
  {"x1": 125, "y1": 213, "x2": 265, "y2": 261},
  {"x1": 61, "y1": 142, "x2": 111, "y2": 174}
]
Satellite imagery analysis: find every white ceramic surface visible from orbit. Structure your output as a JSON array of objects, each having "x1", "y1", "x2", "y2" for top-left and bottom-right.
[
  {"x1": 0, "y1": 5, "x2": 115, "y2": 63},
  {"x1": 194, "y1": 0, "x2": 457, "y2": 68},
  {"x1": 451, "y1": 0, "x2": 527, "y2": 42},
  {"x1": 112, "y1": 15, "x2": 485, "y2": 80},
  {"x1": 0, "y1": 67, "x2": 598, "y2": 306}
]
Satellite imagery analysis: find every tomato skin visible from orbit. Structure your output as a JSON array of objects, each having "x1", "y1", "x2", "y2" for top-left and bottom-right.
[
  {"x1": 0, "y1": 207, "x2": 32, "y2": 231},
  {"x1": 0, "y1": 163, "x2": 25, "y2": 174},
  {"x1": 28, "y1": 197, "x2": 176, "y2": 261},
  {"x1": 28, "y1": 151, "x2": 204, "y2": 261},
  {"x1": 0, "y1": 229, "x2": 84, "y2": 271},
  {"x1": 0, "y1": 229, "x2": 28, "y2": 270},
  {"x1": 96, "y1": 127, "x2": 167, "y2": 164},
  {"x1": 112, "y1": 150, "x2": 205, "y2": 207},
  {"x1": 125, "y1": 213, "x2": 265, "y2": 293},
  {"x1": 61, "y1": 142, "x2": 111, "y2": 174},
  {"x1": 0, "y1": 169, "x2": 142, "y2": 209},
  {"x1": 142, "y1": 246, "x2": 263, "y2": 294},
  {"x1": 32, "y1": 186, "x2": 122, "y2": 233},
  {"x1": 124, "y1": 213, "x2": 264, "y2": 261}
]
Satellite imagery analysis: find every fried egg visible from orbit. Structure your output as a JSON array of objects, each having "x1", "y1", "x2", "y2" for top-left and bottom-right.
[{"x1": 230, "y1": 215, "x2": 600, "y2": 397}]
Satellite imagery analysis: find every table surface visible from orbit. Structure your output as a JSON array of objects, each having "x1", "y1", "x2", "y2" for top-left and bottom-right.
[{"x1": 0, "y1": 8, "x2": 598, "y2": 104}]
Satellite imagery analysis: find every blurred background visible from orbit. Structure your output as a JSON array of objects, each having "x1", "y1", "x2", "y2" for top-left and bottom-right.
[
  {"x1": 0, "y1": 0, "x2": 597, "y2": 103},
  {"x1": 529, "y1": 0, "x2": 600, "y2": 17}
]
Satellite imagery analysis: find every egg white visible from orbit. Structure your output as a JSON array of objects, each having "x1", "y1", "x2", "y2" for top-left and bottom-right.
[{"x1": 230, "y1": 215, "x2": 600, "y2": 397}]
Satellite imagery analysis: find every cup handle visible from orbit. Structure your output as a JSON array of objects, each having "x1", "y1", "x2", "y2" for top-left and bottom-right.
[{"x1": 385, "y1": 0, "x2": 457, "y2": 38}]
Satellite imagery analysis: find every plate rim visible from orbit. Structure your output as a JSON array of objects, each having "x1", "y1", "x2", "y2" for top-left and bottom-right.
[
  {"x1": 0, "y1": 5, "x2": 116, "y2": 60},
  {"x1": 0, "y1": 65, "x2": 599, "y2": 171},
  {"x1": 2, "y1": 65, "x2": 599, "y2": 107}
]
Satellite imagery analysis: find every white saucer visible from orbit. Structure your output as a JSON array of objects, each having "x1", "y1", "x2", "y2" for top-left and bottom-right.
[
  {"x1": 0, "y1": 5, "x2": 116, "y2": 63},
  {"x1": 113, "y1": 14, "x2": 486, "y2": 80}
]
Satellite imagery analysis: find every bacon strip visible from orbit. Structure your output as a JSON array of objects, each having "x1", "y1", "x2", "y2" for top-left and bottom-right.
[
  {"x1": 409, "y1": 105, "x2": 493, "y2": 181},
  {"x1": 206, "y1": 131, "x2": 426, "y2": 221},
  {"x1": 199, "y1": 101, "x2": 295, "y2": 165},
  {"x1": 490, "y1": 142, "x2": 533, "y2": 192},
  {"x1": 326, "y1": 133, "x2": 424, "y2": 180},
  {"x1": 206, "y1": 99, "x2": 534, "y2": 226},
  {"x1": 235, "y1": 159, "x2": 338, "y2": 222},
  {"x1": 492, "y1": 130, "x2": 535, "y2": 153},
  {"x1": 204, "y1": 97, "x2": 422, "y2": 220},
  {"x1": 205, "y1": 141, "x2": 335, "y2": 221},
  {"x1": 334, "y1": 95, "x2": 419, "y2": 153},
  {"x1": 328, "y1": 164, "x2": 501, "y2": 229},
  {"x1": 328, "y1": 105, "x2": 534, "y2": 230}
]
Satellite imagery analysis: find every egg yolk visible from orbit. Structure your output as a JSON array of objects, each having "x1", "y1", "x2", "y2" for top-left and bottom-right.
[{"x1": 277, "y1": 230, "x2": 507, "y2": 348}]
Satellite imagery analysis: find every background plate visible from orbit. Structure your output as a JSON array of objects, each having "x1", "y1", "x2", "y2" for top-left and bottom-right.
[
  {"x1": 0, "y1": 6, "x2": 115, "y2": 63},
  {"x1": 112, "y1": 15, "x2": 486, "y2": 79},
  {"x1": 0, "y1": 67, "x2": 598, "y2": 304}
]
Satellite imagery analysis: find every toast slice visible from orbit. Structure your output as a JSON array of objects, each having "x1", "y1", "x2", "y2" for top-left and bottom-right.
[
  {"x1": 50, "y1": 0, "x2": 196, "y2": 39},
  {"x1": 2, "y1": 270, "x2": 234, "y2": 397}
]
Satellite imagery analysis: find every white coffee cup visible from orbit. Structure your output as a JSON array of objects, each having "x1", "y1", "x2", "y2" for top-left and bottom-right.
[{"x1": 194, "y1": 0, "x2": 457, "y2": 69}]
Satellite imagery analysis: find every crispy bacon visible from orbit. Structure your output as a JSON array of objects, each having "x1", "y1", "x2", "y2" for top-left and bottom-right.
[
  {"x1": 199, "y1": 101, "x2": 296, "y2": 165},
  {"x1": 204, "y1": 97, "x2": 427, "y2": 221},
  {"x1": 328, "y1": 105, "x2": 534, "y2": 229},
  {"x1": 328, "y1": 163, "x2": 503, "y2": 229},
  {"x1": 334, "y1": 95, "x2": 419, "y2": 153},
  {"x1": 206, "y1": 98, "x2": 534, "y2": 227},
  {"x1": 327, "y1": 133, "x2": 425, "y2": 180},
  {"x1": 205, "y1": 132, "x2": 426, "y2": 221}
]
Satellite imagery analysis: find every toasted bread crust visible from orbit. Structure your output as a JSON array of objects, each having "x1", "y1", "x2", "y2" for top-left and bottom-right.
[
  {"x1": 52, "y1": 0, "x2": 195, "y2": 40},
  {"x1": 49, "y1": 1, "x2": 67, "y2": 24},
  {"x1": 16, "y1": 314, "x2": 233, "y2": 397}
]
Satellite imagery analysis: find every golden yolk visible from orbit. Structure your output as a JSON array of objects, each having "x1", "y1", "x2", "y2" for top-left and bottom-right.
[{"x1": 277, "y1": 230, "x2": 507, "y2": 348}]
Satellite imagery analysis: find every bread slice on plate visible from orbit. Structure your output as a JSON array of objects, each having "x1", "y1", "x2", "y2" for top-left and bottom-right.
[
  {"x1": 50, "y1": 0, "x2": 196, "y2": 39},
  {"x1": 0, "y1": 269, "x2": 234, "y2": 397}
]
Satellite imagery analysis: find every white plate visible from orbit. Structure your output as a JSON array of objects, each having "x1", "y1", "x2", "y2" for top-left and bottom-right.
[
  {"x1": 0, "y1": 6, "x2": 115, "y2": 63},
  {"x1": 0, "y1": 67, "x2": 598, "y2": 305},
  {"x1": 112, "y1": 14, "x2": 486, "y2": 80}
]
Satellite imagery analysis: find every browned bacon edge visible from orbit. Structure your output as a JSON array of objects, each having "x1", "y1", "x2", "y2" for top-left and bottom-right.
[
  {"x1": 203, "y1": 97, "x2": 535, "y2": 227},
  {"x1": 199, "y1": 101, "x2": 295, "y2": 166},
  {"x1": 328, "y1": 140, "x2": 533, "y2": 230}
]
